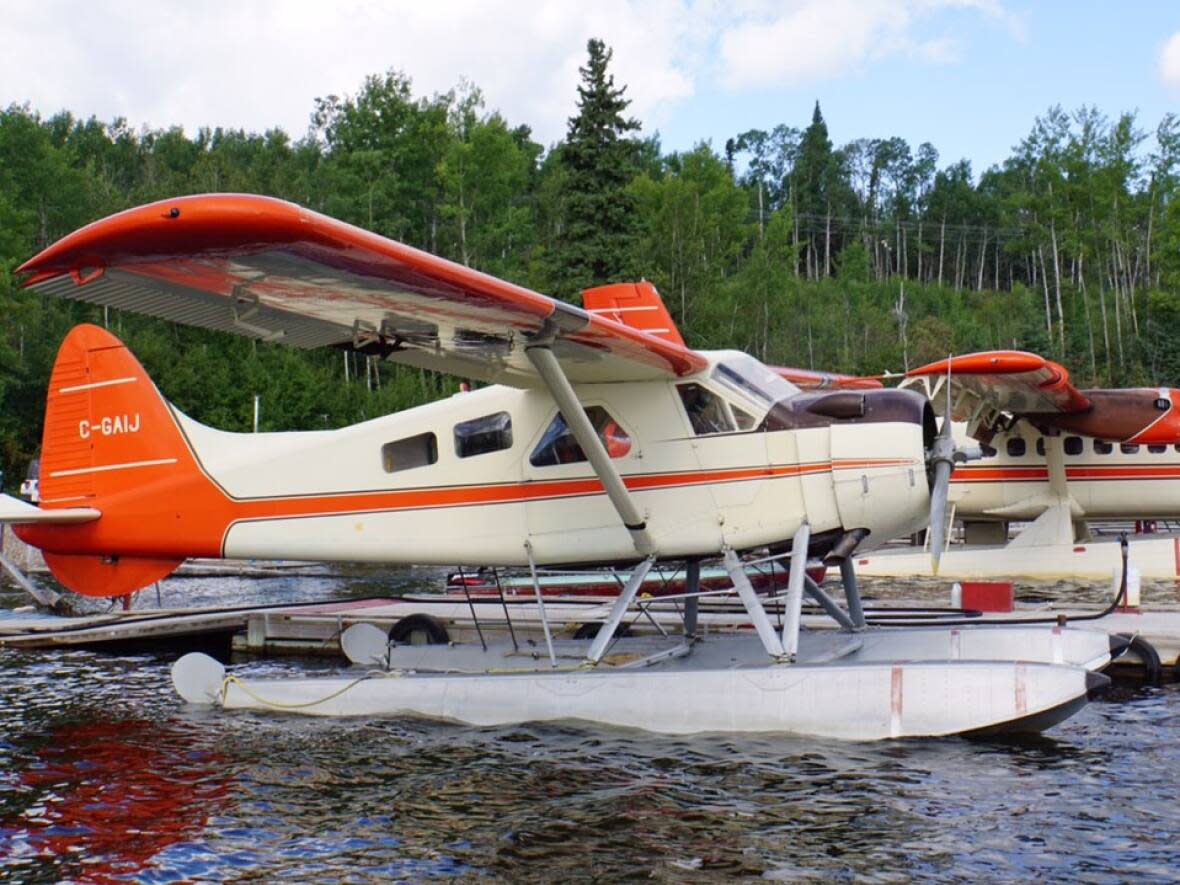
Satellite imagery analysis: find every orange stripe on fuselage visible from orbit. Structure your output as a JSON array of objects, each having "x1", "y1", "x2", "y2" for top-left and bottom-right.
[
  {"x1": 223, "y1": 459, "x2": 879, "y2": 528},
  {"x1": 953, "y1": 463, "x2": 1180, "y2": 483}
]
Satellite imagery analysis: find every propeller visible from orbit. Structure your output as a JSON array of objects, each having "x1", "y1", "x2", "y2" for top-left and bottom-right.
[
  {"x1": 927, "y1": 365, "x2": 956, "y2": 575},
  {"x1": 926, "y1": 359, "x2": 982, "y2": 575}
]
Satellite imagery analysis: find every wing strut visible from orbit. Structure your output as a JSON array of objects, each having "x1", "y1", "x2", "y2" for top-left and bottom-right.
[{"x1": 525, "y1": 333, "x2": 656, "y2": 556}]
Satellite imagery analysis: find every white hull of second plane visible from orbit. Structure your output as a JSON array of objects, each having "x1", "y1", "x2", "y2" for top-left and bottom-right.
[
  {"x1": 875, "y1": 421, "x2": 1180, "y2": 581},
  {"x1": 949, "y1": 423, "x2": 1180, "y2": 521},
  {"x1": 856, "y1": 532, "x2": 1180, "y2": 580}
]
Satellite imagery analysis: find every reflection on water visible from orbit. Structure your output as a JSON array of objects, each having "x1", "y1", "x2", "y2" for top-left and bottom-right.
[{"x1": 2, "y1": 571, "x2": 1180, "y2": 881}]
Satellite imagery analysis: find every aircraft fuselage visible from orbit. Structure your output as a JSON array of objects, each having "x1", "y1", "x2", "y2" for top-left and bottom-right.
[{"x1": 950, "y1": 422, "x2": 1180, "y2": 520}]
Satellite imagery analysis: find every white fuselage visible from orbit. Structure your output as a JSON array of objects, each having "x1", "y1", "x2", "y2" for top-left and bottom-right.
[
  {"x1": 950, "y1": 422, "x2": 1180, "y2": 521},
  {"x1": 176, "y1": 353, "x2": 930, "y2": 566}
]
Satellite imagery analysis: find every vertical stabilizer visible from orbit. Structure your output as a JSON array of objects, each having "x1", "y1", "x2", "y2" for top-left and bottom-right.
[
  {"x1": 17, "y1": 324, "x2": 191, "y2": 596},
  {"x1": 582, "y1": 281, "x2": 686, "y2": 347}
]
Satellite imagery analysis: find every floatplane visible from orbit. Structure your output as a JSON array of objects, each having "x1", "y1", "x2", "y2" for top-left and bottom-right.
[
  {"x1": 855, "y1": 352, "x2": 1180, "y2": 580},
  {"x1": 2, "y1": 194, "x2": 1122, "y2": 739}
]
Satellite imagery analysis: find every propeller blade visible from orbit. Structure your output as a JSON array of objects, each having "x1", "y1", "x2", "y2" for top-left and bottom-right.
[
  {"x1": 928, "y1": 357, "x2": 955, "y2": 575},
  {"x1": 929, "y1": 457, "x2": 952, "y2": 575}
]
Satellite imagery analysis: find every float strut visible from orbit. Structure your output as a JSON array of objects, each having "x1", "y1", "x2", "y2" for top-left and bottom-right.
[
  {"x1": 586, "y1": 556, "x2": 656, "y2": 664},
  {"x1": 839, "y1": 558, "x2": 866, "y2": 629},
  {"x1": 525, "y1": 542, "x2": 557, "y2": 668},
  {"x1": 804, "y1": 575, "x2": 856, "y2": 630},
  {"x1": 723, "y1": 548, "x2": 786, "y2": 660},
  {"x1": 683, "y1": 560, "x2": 700, "y2": 638},
  {"x1": 780, "y1": 523, "x2": 811, "y2": 660}
]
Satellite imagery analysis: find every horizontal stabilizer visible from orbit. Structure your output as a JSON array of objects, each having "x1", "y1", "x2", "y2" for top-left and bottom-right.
[
  {"x1": 774, "y1": 366, "x2": 884, "y2": 391},
  {"x1": 0, "y1": 493, "x2": 100, "y2": 525}
]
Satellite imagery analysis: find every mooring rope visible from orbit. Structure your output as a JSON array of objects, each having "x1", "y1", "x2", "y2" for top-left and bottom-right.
[{"x1": 219, "y1": 670, "x2": 393, "y2": 710}]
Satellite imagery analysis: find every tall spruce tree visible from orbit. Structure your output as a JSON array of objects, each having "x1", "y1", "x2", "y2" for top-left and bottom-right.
[
  {"x1": 548, "y1": 38, "x2": 641, "y2": 300},
  {"x1": 793, "y1": 101, "x2": 836, "y2": 277}
]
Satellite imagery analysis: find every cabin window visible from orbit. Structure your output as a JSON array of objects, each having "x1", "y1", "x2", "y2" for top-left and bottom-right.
[
  {"x1": 1064, "y1": 436, "x2": 1083, "y2": 456},
  {"x1": 454, "y1": 412, "x2": 512, "y2": 458},
  {"x1": 677, "y1": 383, "x2": 736, "y2": 435},
  {"x1": 529, "y1": 406, "x2": 631, "y2": 467},
  {"x1": 1036, "y1": 438, "x2": 1046, "y2": 456},
  {"x1": 1148, "y1": 444, "x2": 1167, "y2": 454},
  {"x1": 712, "y1": 356, "x2": 798, "y2": 404},
  {"x1": 1094, "y1": 440, "x2": 1113, "y2": 455},
  {"x1": 731, "y1": 404, "x2": 757, "y2": 430},
  {"x1": 381, "y1": 432, "x2": 437, "y2": 474},
  {"x1": 1006, "y1": 438, "x2": 1026, "y2": 457},
  {"x1": 1121, "y1": 443, "x2": 1141, "y2": 455},
  {"x1": 980, "y1": 444, "x2": 997, "y2": 458}
]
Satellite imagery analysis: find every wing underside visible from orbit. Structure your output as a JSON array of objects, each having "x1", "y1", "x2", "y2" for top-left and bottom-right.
[
  {"x1": 905, "y1": 351, "x2": 1180, "y2": 444},
  {"x1": 20, "y1": 195, "x2": 708, "y2": 387}
]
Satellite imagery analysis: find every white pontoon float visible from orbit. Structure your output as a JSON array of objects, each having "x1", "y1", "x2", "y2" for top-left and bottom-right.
[{"x1": 174, "y1": 539, "x2": 1118, "y2": 740}]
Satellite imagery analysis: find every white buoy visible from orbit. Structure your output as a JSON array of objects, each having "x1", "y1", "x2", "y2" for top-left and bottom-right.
[
  {"x1": 171, "y1": 653, "x2": 226, "y2": 704},
  {"x1": 950, "y1": 582, "x2": 962, "y2": 609},
  {"x1": 341, "y1": 622, "x2": 391, "y2": 667}
]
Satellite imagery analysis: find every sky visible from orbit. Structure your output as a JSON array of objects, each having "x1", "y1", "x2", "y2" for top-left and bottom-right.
[{"x1": 4, "y1": 1, "x2": 1179, "y2": 176}]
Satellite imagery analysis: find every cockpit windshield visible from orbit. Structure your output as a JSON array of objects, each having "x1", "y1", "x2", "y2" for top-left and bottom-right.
[{"x1": 712, "y1": 355, "x2": 799, "y2": 408}]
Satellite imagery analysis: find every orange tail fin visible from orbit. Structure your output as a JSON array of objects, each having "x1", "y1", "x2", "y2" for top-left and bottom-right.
[
  {"x1": 18, "y1": 324, "x2": 192, "y2": 597},
  {"x1": 582, "y1": 281, "x2": 686, "y2": 347}
]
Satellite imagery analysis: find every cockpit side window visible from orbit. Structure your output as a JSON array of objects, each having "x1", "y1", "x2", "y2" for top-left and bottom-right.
[
  {"x1": 731, "y1": 404, "x2": 756, "y2": 430},
  {"x1": 529, "y1": 406, "x2": 631, "y2": 467},
  {"x1": 677, "y1": 383, "x2": 736, "y2": 435}
]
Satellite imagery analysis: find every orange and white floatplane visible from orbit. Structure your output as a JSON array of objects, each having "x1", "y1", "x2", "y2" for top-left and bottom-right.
[
  {"x1": 855, "y1": 353, "x2": 1180, "y2": 580},
  {"x1": 3, "y1": 194, "x2": 1118, "y2": 739}
]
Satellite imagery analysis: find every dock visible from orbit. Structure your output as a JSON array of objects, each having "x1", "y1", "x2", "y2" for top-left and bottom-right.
[{"x1": 3, "y1": 591, "x2": 1179, "y2": 679}]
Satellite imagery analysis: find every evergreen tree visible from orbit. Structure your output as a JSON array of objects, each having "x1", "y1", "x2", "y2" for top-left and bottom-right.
[
  {"x1": 547, "y1": 38, "x2": 642, "y2": 300},
  {"x1": 792, "y1": 101, "x2": 838, "y2": 278}
]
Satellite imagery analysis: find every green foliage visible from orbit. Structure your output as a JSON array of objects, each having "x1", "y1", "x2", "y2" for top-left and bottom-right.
[
  {"x1": 632, "y1": 144, "x2": 750, "y2": 338},
  {"x1": 546, "y1": 38, "x2": 643, "y2": 300}
]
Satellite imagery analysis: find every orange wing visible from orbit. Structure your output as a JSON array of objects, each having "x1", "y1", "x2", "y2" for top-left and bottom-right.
[
  {"x1": 905, "y1": 351, "x2": 1180, "y2": 444},
  {"x1": 19, "y1": 194, "x2": 708, "y2": 387},
  {"x1": 904, "y1": 351, "x2": 1091, "y2": 414}
]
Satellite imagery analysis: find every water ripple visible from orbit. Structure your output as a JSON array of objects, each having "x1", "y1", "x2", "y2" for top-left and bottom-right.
[{"x1": 2, "y1": 576, "x2": 1180, "y2": 882}]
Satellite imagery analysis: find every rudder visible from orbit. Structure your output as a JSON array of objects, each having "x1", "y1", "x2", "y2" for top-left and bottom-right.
[
  {"x1": 23, "y1": 324, "x2": 190, "y2": 596},
  {"x1": 39, "y1": 324, "x2": 189, "y2": 505}
]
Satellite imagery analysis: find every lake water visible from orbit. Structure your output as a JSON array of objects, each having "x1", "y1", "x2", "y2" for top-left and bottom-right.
[{"x1": 2, "y1": 570, "x2": 1179, "y2": 883}]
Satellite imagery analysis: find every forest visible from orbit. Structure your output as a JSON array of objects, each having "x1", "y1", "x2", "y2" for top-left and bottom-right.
[{"x1": 1, "y1": 38, "x2": 1178, "y2": 486}]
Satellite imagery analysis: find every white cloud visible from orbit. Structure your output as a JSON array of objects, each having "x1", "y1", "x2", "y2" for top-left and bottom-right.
[
  {"x1": 1161, "y1": 31, "x2": 1180, "y2": 96},
  {"x1": 0, "y1": 0, "x2": 1011, "y2": 145},
  {"x1": 0, "y1": 0, "x2": 708, "y2": 146},
  {"x1": 716, "y1": 0, "x2": 1004, "y2": 90}
]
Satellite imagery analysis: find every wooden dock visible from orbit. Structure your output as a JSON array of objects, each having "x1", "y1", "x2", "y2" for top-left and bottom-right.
[
  {"x1": 0, "y1": 596, "x2": 616, "y2": 656},
  {"x1": 3, "y1": 592, "x2": 1180, "y2": 680}
]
